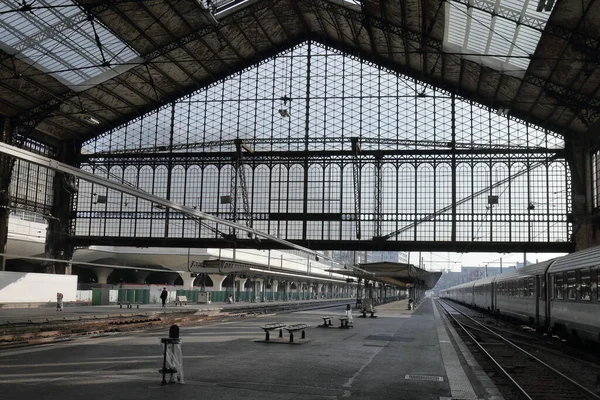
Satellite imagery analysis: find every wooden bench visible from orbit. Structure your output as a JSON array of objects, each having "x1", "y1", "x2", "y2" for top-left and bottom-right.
[
  {"x1": 174, "y1": 296, "x2": 188, "y2": 306},
  {"x1": 338, "y1": 316, "x2": 353, "y2": 328},
  {"x1": 285, "y1": 324, "x2": 308, "y2": 343},
  {"x1": 320, "y1": 316, "x2": 334, "y2": 327},
  {"x1": 260, "y1": 323, "x2": 286, "y2": 341}
]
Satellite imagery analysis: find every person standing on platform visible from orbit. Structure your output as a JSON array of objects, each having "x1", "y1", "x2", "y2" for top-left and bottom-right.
[
  {"x1": 56, "y1": 292, "x2": 63, "y2": 311},
  {"x1": 160, "y1": 288, "x2": 168, "y2": 308},
  {"x1": 345, "y1": 304, "x2": 354, "y2": 325}
]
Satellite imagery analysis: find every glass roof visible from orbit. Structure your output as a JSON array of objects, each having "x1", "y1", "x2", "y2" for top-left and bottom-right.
[
  {"x1": 444, "y1": 0, "x2": 552, "y2": 73},
  {"x1": 0, "y1": 0, "x2": 139, "y2": 90}
]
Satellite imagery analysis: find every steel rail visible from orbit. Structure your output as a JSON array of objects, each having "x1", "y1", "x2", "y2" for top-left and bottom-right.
[
  {"x1": 435, "y1": 299, "x2": 533, "y2": 400},
  {"x1": 438, "y1": 299, "x2": 600, "y2": 400}
]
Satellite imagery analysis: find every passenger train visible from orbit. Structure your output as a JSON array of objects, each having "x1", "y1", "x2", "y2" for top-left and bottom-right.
[{"x1": 439, "y1": 246, "x2": 600, "y2": 344}]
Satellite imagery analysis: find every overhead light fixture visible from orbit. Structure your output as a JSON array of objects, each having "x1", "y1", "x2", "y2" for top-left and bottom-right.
[{"x1": 85, "y1": 116, "x2": 100, "y2": 125}]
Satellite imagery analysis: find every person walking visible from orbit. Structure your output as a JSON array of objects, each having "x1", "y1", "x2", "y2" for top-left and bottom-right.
[{"x1": 160, "y1": 288, "x2": 168, "y2": 308}]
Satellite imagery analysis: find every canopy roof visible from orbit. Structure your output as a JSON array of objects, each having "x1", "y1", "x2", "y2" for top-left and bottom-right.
[
  {"x1": 328, "y1": 261, "x2": 442, "y2": 289},
  {"x1": 1, "y1": 0, "x2": 599, "y2": 145}
]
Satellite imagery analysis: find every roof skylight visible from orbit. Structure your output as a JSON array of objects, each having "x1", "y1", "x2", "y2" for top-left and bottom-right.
[
  {"x1": 444, "y1": 0, "x2": 551, "y2": 74},
  {"x1": 0, "y1": 0, "x2": 139, "y2": 90}
]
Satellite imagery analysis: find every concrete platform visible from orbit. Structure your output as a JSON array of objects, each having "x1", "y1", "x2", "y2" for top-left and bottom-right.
[{"x1": 0, "y1": 298, "x2": 502, "y2": 400}]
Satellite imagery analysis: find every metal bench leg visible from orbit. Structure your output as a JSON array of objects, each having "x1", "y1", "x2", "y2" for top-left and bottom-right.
[
  {"x1": 161, "y1": 343, "x2": 168, "y2": 386},
  {"x1": 328, "y1": 320, "x2": 332, "y2": 326},
  {"x1": 301, "y1": 330, "x2": 305, "y2": 339},
  {"x1": 279, "y1": 329, "x2": 283, "y2": 338},
  {"x1": 265, "y1": 331, "x2": 270, "y2": 341},
  {"x1": 289, "y1": 332, "x2": 294, "y2": 343}
]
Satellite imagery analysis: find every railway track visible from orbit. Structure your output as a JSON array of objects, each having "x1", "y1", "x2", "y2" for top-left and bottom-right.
[
  {"x1": 437, "y1": 299, "x2": 600, "y2": 400},
  {"x1": 0, "y1": 300, "x2": 354, "y2": 348}
]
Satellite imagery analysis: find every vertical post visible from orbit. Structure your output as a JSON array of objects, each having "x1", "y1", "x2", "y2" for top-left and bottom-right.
[
  {"x1": 0, "y1": 116, "x2": 12, "y2": 271},
  {"x1": 45, "y1": 140, "x2": 80, "y2": 274},
  {"x1": 450, "y1": 94, "x2": 457, "y2": 242},
  {"x1": 302, "y1": 42, "x2": 311, "y2": 242}
]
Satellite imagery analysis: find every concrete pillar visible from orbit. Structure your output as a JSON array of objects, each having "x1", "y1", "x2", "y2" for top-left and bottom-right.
[
  {"x1": 209, "y1": 274, "x2": 227, "y2": 291},
  {"x1": 272, "y1": 279, "x2": 279, "y2": 293},
  {"x1": 165, "y1": 273, "x2": 177, "y2": 286},
  {"x1": 317, "y1": 283, "x2": 323, "y2": 298},
  {"x1": 93, "y1": 267, "x2": 114, "y2": 284},
  {"x1": 178, "y1": 272, "x2": 195, "y2": 289},
  {"x1": 256, "y1": 279, "x2": 264, "y2": 302},
  {"x1": 132, "y1": 270, "x2": 150, "y2": 284}
]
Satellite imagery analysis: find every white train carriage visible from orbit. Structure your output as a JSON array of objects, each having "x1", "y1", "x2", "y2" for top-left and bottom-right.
[
  {"x1": 494, "y1": 260, "x2": 554, "y2": 326},
  {"x1": 546, "y1": 246, "x2": 600, "y2": 342},
  {"x1": 447, "y1": 281, "x2": 475, "y2": 305},
  {"x1": 472, "y1": 276, "x2": 496, "y2": 311}
]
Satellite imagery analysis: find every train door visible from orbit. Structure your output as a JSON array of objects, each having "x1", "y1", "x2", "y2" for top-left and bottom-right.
[{"x1": 535, "y1": 275, "x2": 540, "y2": 325}]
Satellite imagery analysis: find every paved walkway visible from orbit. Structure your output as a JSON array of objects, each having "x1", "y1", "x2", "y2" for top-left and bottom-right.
[{"x1": 0, "y1": 298, "x2": 500, "y2": 400}]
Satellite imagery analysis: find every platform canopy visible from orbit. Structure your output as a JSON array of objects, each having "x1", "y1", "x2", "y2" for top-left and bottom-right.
[
  {"x1": 327, "y1": 262, "x2": 442, "y2": 289},
  {"x1": 1, "y1": 0, "x2": 599, "y2": 146}
]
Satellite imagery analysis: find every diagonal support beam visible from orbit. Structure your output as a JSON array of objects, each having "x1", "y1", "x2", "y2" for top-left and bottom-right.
[{"x1": 0, "y1": 141, "x2": 331, "y2": 262}]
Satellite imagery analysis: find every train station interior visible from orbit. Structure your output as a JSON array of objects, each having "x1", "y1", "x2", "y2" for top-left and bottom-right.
[{"x1": 1, "y1": 1, "x2": 600, "y2": 399}]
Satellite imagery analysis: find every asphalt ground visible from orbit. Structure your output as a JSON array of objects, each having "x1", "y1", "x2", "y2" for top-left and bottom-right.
[{"x1": 0, "y1": 298, "x2": 493, "y2": 400}]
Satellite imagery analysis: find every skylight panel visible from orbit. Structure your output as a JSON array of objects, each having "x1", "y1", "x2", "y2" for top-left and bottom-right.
[
  {"x1": 445, "y1": 0, "x2": 552, "y2": 72},
  {"x1": 0, "y1": 0, "x2": 139, "y2": 89}
]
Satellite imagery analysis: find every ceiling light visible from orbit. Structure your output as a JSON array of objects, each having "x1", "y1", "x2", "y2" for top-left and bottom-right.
[{"x1": 85, "y1": 116, "x2": 100, "y2": 125}]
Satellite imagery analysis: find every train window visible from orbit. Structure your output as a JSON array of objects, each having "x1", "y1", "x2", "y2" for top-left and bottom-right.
[
  {"x1": 580, "y1": 269, "x2": 591, "y2": 301},
  {"x1": 540, "y1": 277, "x2": 546, "y2": 300},
  {"x1": 555, "y1": 274, "x2": 564, "y2": 299},
  {"x1": 528, "y1": 278, "x2": 534, "y2": 297},
  {"x1": 593, "y1": 267, "x2": 599, "y2": 301},
  {"x1": 567, "y1": 271, "x2": 577, "y2": 300}
]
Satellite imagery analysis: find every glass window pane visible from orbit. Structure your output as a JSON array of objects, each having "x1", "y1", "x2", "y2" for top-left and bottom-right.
[
  {"x1": 580, "y1": 269, "x2": 591, "y2": 301},
  {"x1": 555, "y1": 274, "x2": 564, "y2": 300},
  {"x1": 567, "y1": 271, "x2": 576, "y2": 300}
]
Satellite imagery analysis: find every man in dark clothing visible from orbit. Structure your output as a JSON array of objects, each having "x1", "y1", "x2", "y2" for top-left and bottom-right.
[{"x1": 160, "y1": 288, "x2": 168, "y2": 308}]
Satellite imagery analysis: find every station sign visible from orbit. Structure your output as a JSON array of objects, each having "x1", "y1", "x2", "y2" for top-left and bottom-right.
[{"x1": 188, "y1": 260, "x2": 250, "y2": 274}]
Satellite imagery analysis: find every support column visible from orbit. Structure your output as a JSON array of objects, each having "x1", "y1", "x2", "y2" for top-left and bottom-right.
[
  {"x1": 178, "y1": 272, "x2": 195, "y2": 289},
  {"x1": 237, "y1": 277, "x2": 247, "y2": 302},
  {"x1": 0, "y1": 117, "x2": 12, "y2": 272},
  {"x1": 272, "y1": 279, "x2": 279, "y2": 300},
  {"x1": 93, "y1": 267, "x2": 114, "y2": 284},
  {"x1": 257, "y1": 279, "x2": 264, "y2": 302},
  {"x1": 568, "y1": 136, "x2": 599, "y2": 250},
  {"x1": 45, "y1": 140, "x2": 80, "y2": 274},
  {"x1": 164, "y1": 273, "x2": 177, "y2": 286},
  {"x1": 208, "y1": 274, "x2": 227, "y2": 291},
  {"x1": 132, "y1": 270, "x2": 150, "y2": 284}
]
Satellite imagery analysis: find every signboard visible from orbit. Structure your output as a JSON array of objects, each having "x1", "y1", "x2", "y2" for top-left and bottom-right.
[{"x1": 188, "y1": 260, "x2": 249, "y2": 274}]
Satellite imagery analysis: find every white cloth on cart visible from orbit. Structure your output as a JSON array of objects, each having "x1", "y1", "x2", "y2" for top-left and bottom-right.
[{"x1": 160, "y1": 341, "x2": 184, "y2": 384}]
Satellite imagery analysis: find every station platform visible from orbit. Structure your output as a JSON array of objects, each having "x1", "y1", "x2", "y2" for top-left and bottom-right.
[{"x1": 0, "y1": 298, "x2": 503, "y2": 400}]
